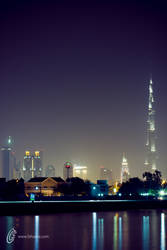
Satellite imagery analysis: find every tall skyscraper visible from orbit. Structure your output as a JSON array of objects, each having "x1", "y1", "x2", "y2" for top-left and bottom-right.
[
  {"x1": 145, "y1": 77, "x2": 157, "y2": 171},
  {"x1": 63, "y1": 161, "x2": 73, "y2": 180},
  {"x1": 14, "y1": 160, "x2": 21, "y2": 179},
  {"x1": 73, "y1": 165, "x2": 87, "y2": 180},
  {"x1": 100, "y1": 167, "x2": 112, "y2": 184},
  {"x1": 23, "y1": 151, "x2": 42, "y2": 181},
  {"x1": 33, "y1": 151, "x2": 42, "y2": 177},
  {"x1": 121, "y1": 153, "x2": 130, "y2": 183},
  {"x1": 1, "y1": 147, "x2": 12, "y2": 181},
  {"x1": 1, "y1": 136, "x2": 15, "y2": 181},
  {"x1": 23, "y1": 151, "x2": 32, "y2": 181}
]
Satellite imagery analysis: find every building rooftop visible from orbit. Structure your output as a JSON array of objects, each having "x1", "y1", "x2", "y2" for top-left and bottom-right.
[
  {"x1": 28, "y1": 177, "x2": 47, "y2": 182},
  {"x1": 51, "y1": 177, "x2": 65, "y2": 182},
  {"x1": 28, "y1": 177, "x2": 65, "y2": 183}
]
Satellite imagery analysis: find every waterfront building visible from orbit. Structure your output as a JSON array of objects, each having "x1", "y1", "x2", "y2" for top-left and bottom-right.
[
  {"x1": 24, "y1": 177, "x2": 64, "y2": 197},
  {"x1": 89, "y1": 183, "x2": 101, "y2": 197},
  {"x1": 97, "y1": 180, "x2": 109, "y2": 196},
  {"x1": 89, "y1": 180, "x2": 108, "y2": 197}
]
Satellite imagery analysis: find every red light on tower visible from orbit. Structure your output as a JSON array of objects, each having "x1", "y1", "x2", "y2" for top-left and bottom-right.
[
  {"x1": 64, "y1": 162, "x2": 73, "y2": 179},
  {"x1": 64, "y1": 162, "x2": 72, "y2": 168}
]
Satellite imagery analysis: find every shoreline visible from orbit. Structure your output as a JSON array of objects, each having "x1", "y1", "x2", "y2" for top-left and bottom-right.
[{"x1": 0, "y1": 199, "x2": 167, "y2": 215}]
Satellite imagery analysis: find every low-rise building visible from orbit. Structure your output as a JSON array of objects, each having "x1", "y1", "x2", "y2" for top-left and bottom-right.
[
  {"x1": 89, "y1": 180, "x2": 108, "y2": 198},
  {"x1": 24, "y1": 177, "x2": 64, "y2": 197},
  {"x1": 97, "y1": 180, "x2": 108, "y2": 196}
]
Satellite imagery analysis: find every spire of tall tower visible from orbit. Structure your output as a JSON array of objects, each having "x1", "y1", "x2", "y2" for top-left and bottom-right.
[
  {"x1": 7, "y1": 136, "x2": 12, "y2": 147},
  {"x1": 121, "y1": 153, "x2": 130, "y2": 183},
  {"x1": 145, "y1": 77, "x2": 157, "y2": 171}
]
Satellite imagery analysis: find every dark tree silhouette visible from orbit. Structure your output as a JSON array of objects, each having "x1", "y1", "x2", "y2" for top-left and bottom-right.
[
  {"x1": 143, "y1": 170, "x2": 162, "y2": 193},
  {"x1": 119, "y1": 177, "x2": 144, "y2": 196}
]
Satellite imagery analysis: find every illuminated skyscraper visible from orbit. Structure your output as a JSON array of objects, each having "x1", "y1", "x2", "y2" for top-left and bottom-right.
[
  {"x1": 145, "y1": 77, "x2": 157, "y2": 171},
  {"x1": 23, "y1": 151, "x2": 42, "y2": 181},
  {"x1": 121, "y1": 154, "x2": 130, "y2": 183},
  {"x1": 73, "y1": 165, "x2": 87, "y2": 180},
  {"x1": 1, "y1": 136, "x2": 15, "y2": 181},
  {"x1": 63, "y1": 162, "x2": 73, "y2": 180},
  {"x1": 23, "y1": 151, "x2": 32, "y2": 181},
  {"x1": 33, "y1": 151, "x2": 42, "y2": 177}
]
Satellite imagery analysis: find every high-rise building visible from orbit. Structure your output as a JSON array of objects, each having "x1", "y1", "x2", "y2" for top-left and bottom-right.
[
  {"x1": 23, "y1": 151, "x2": 32, "y2": 181},
  {"x1": 23, "y1": 151, "x2": 42, "y2": 181},
  {"x1": 145, "y1": 77, "x2": 157, "y2": 171},
  {"x1": 1, "y1": 136, "x2": 15, "y2": 181},
  {"x1": 13, "y1": 160, "x2": 21, "y2": 179},
  {"x1": 121, "y1": 154, "x2": 130, "y2": 183},
  {"x1": 45, "y1": 165, "x2": 56, "y2": 177},
  {"x1": 73, "y1": 165, "x2": 87, "y2": 180},
  {"x1": 1, "y1": 147, "x2": 12, "y2": 181},
  {"x1": 100, "y1": 167, "x2": 112, "y2": 184},
  {"x1": 63, "y1": 161, "x2": 73, "y2": 180},
  {"x1": 33, "y1": 151, "x2": 42, "y2": 177}
]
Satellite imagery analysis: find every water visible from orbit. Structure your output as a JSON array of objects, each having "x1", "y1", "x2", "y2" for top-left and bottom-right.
[{"x1": 0, "y1": 209, "x2": 166, "y2": 250}]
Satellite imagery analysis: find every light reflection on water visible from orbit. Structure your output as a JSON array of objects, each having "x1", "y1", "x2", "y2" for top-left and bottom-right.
[
  {"x1": 98, "y1": 217, "x2": 104, "y2": 250},
  {"x1": 143, "y1": 216, "x2": 149, "y2": 250},
  {"x1": 161, "y1": 213, "x2": 165, "y2": 250},
  {"x1": 0, "y1": 210, "x2": 167, "y2": 250},
  {"x1": 92, "y1": 213, "x2": 104, "y2": 250},
  {"x1": 35, "y1": 216, "x2": 39, "y2": 250},
  {"x1": 119, "y1": 217, "x2": 122, "y2": 250},
  {"x1": 92, "y1": 212, "x2": 97, "y2": 250}
]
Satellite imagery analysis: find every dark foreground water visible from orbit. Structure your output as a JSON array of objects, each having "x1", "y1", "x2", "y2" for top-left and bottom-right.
[{"x1": 0, "y1": 209, "x2": 166, "y2": 250}]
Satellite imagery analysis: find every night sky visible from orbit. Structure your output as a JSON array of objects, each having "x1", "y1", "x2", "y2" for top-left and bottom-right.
[{"x1": 0, "y1": 0, "x2": 167, "y2": 181}]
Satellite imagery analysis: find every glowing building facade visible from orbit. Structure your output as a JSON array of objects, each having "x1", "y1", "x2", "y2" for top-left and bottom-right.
[
  {"x1": 73, "y1": 165, "x2": 87, "y2": 180},
  {"x1": 23, "y1": 151, "x2": 32, "y2": 181},
  {"x1": 145, "y1": 77, "x2": 157, "y2": 171},
  {"x1": 33, "y1": 151, "x2": 42, "y2": 177},
  {"x1": 120, "y1": 154, "x2": 130, "y2": 183},
  {"x1": 23, "y1": 151, "x2": 42, "y2": 181}
]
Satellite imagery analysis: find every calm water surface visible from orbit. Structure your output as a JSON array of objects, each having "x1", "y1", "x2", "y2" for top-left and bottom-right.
[{"x1": 0, "y1": 209, "x2": 166, "y2": 250}]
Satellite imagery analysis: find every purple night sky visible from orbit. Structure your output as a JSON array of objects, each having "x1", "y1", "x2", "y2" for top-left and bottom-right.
[{"x1": 0, "y1": 0, "x2": 167, "y2": 181}]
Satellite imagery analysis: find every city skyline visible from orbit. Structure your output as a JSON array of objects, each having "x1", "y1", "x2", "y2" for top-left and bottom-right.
[
  {"x1": 0, "y1": 76, "x2": 165, "y2": 181},
  {"x1": 0, "y1": 1, "x2": 167, "y2": 181}
]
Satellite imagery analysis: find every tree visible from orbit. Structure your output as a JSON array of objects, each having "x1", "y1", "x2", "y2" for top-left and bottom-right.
[
  {"x1": 119, "y1": 177, "x2": 144, "y2": 196},
  {"x1": 66, "y1": 177, "x2": 87, "y2": 195},
  {"x1": 143, "y1": 170, "x2": 162, "y2": 194}
]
